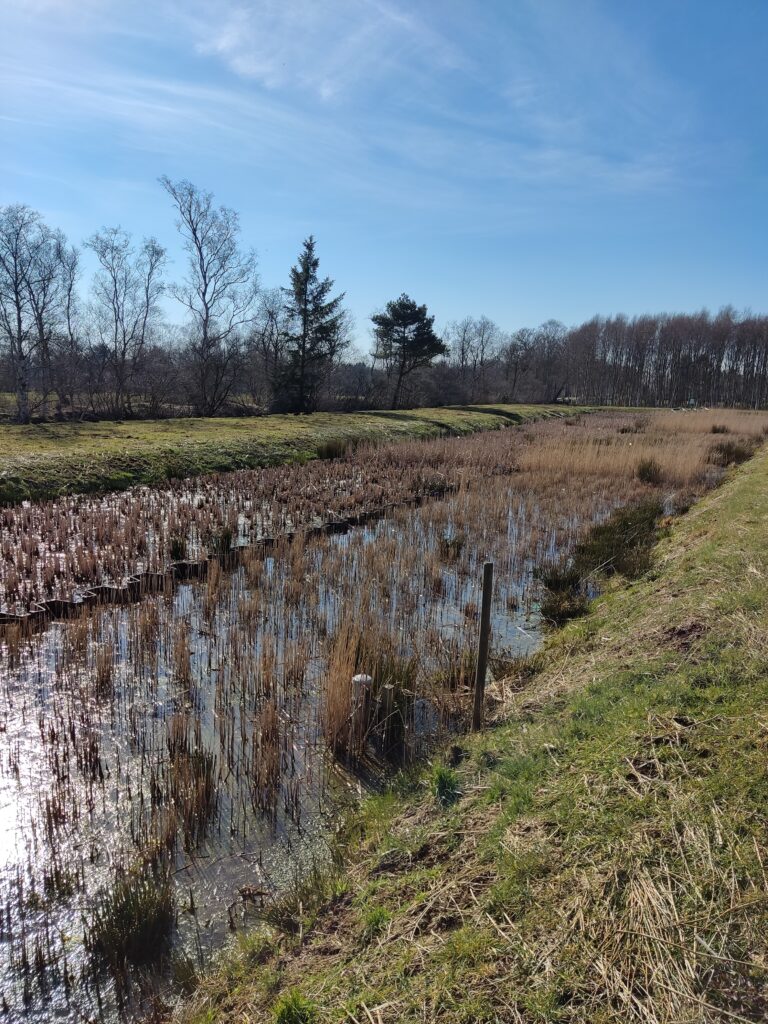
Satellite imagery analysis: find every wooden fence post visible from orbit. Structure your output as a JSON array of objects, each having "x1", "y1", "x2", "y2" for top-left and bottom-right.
[{"x1": 472, "y1": 561, "x2": 494, "y2": 731}]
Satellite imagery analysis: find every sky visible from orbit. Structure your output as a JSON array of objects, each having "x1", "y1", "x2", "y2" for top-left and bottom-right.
[{"x1": 1, "y1": 0, "x2": 766, "y2": 347}]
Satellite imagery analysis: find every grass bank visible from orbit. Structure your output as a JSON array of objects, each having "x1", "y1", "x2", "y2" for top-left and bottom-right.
[
  {"x1": 180, "y1": 448, "x2": 768, "y2": 1023},
  {"x1": 0, "y1": 404, "x2": 571, "y2": 504}
]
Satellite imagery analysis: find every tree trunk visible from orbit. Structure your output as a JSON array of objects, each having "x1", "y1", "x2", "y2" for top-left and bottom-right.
[
  {"x1": 14, "y1": 345, "x2": 30, "y2": 424},
  {"x1": 391, "y1": 361, "x2": 406, "y2": 409}
]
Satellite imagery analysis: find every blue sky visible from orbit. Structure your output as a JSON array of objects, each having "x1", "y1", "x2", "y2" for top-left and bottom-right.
[{"x1": 1, "y1": 0, "x2": 766, "y2": 347}]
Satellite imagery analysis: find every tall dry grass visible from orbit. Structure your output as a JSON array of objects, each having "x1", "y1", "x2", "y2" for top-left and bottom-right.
[{"x1": 517, "y1": 410, "x2": 768, "y2": 487}]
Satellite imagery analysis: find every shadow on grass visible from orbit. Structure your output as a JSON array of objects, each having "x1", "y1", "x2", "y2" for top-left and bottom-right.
[
  {"x1": 448, "y1": 405, "x2": 527, "y2": 423},
  {"x1": 367, "y1": 406, "x2": 547, "y2": 436},
  {"x1": 365, "y1": 411, "x2": 468, "y2": 435}
]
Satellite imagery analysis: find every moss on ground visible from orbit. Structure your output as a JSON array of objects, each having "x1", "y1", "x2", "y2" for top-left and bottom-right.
[
  {"x1": 180, "y1": 448, "x2": 768, "y2": 1023},
  {"x1": 0, "y1": 405, "x2": 572, "y2": 504}
]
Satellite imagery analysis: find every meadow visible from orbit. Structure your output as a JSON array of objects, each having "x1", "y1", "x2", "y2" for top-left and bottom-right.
[
  {"x1": 0, "y1": 403, "x2": 567, "y2": 504},
  {"x1": 0, "y1": 407, "x2": 764, "y2": 1022}
]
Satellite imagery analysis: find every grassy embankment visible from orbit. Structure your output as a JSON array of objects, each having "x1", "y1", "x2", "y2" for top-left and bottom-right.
[
  {"x1": 181, "y1": 446, "x2": 768, "y2": 1023},
  {"x1": 0, "y1": 404, "x2": 573, "y2": 503}
]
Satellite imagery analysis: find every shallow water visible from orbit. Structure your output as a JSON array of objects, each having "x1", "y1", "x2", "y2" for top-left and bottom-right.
[{"x1": 0, "y1": 496, "x2": 555, "y2": 1022}]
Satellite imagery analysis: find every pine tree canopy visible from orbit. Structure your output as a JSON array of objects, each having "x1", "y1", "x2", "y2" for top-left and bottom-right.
[{"x1": 371, "y1": 293, "x2": 447, "y2": 408}]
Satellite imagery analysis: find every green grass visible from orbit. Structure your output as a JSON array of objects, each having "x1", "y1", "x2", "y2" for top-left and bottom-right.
[
  {"x1": 0, "y1": 404, "x2": 574, "y2": 503},
  {"x1": 272, "y1": 990, "x2": 319, "y2": 1024},
  {"x1": 183, "y1": 447, "x2": 768, "y2": 1023}
]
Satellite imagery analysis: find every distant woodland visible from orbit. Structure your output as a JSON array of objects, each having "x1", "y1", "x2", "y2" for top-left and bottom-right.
[{"x1": 1, "y1": 183, "x2": 767, "y2": 422}]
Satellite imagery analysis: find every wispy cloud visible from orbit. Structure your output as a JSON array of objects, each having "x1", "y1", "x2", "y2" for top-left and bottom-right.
[
  {"x1": 170, "y1": 0, "x2": 466, "y2": 100},
  {"x1": 0, "y1": 0, "x2": 712, "y2": 236}
]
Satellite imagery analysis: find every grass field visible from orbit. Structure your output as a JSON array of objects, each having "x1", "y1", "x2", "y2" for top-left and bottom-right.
[
  {"x1": 181, "y1": 447, "x2": 768, "y2": 1023},
  {"x1": 0, "y1": 404, "x2": 572, "y2": 503}
]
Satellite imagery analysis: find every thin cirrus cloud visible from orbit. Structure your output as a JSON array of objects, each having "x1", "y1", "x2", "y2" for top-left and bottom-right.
[
  {"x1": 177, "y1": 0, "x2": 466, "y2": 99},
  {"x1": 168, "y1": 0, "x2": 694, "y2": 198},
  {"x1": 1, "y1": 0, "x2": 691, "y2": 197},
  {"x1": 0, "y1": 60, "x2": 678, "y2": 219}
]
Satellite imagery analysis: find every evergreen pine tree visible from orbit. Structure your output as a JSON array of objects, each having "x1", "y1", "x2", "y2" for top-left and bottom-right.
[
  {"x1": 280, "y1": 236, "x2": 346, "y2": 412},
  {"x1": 371, "y1": 293, "x2": 447, "y2": 408}
]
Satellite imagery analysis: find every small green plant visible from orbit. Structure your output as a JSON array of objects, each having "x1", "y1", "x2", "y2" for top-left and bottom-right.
[
  {"x1": 537, "y1": 499, "x2": 663, "y2": 625},
  {"x1": 164, "y1": 456, "x2": 190, "y2": 481},
  {"x1": 434, "y1": 644, "x2": 476, "y2": 691},
  {"x1": 272, "y1": 989, "x2": 318, "y2": 1024},
  {"x1": 433, "y1": 764, "x2": 461, "y2": 807},
  {"x1": 170, "y1": 951, "x2": 199, "y2": 994},
  {"x1": 636, "y1": 457, "x2": 664, "y2": 485},
  {"x1": 574, "y1": 499, "x2": 662, "y2": 580},
  {"x1": 536, "y1": 562, "x2": 589, "y2": 624},
  {"x1": 360, "y1": 905, "x2": 391, "y2": 945},
  {"x1": 539, "y1": 586, "x2": 590, "y2": 625},
  {"x1": 169, "y1": 747, "x2": 219, "y2": 849}
]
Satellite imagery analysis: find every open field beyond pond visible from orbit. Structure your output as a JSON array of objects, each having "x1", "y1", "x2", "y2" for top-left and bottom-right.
[{"x1": 0, "y1": 404, "x2": 572, "y2": 504}]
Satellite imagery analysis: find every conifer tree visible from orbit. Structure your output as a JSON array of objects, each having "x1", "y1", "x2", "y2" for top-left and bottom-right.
[
  {"x1": 280, "y1": 236, "x2": 346, "y2": 413},
  {"x1": 371, "y1": 293, "x2": 447, "y2": 408}
]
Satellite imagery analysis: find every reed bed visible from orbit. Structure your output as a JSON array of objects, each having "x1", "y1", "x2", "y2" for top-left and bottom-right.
[
  {"x1": 2, "y1": 407, "x2": 759, "y2": 618},
  {"x1": 516, "y1": 410, "x2": 763, "y2": 485},
  {"x1": 0, "y1": 408, "x2": 763, "y2": 1021}
]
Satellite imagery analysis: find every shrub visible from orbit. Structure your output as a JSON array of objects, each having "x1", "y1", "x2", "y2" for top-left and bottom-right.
[
  {"x1": 708, "y1": 439, "x2": 755, "y2": 467},
  {"x1": 272, "y1": 989, "x2": 318, "y2": 1024},
  {"x1": 636, "y1": 457, "x2": 664, "y2": 485}
]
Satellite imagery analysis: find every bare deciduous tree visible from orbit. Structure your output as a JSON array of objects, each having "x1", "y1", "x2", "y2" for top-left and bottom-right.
[
  {"x1": 502, "y1": 327, "x2": 534, "y2": 401},
  {"x1": 445, "y1": 314, "x2": 501, "y2": 401},
  {"x1": 50, "y1": 239, "x2": 83, "y2": 416},
  {"x1": 245, "y1": 287, "x2": 290, "y2": 410},
  {"x1": 86, "y1": 227, "x2": 165, "y2": 418},
  {"x1": 160, "y1": 177, "x2": 259, "y2": 416},
  {"x1": 0, "y1": 205, "x2": 73, "y2": 422}
]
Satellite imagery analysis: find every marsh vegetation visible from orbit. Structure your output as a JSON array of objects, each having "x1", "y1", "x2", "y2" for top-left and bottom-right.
[{"x1": 0, "y1": 408, "x2": 765, "y2": 1020}]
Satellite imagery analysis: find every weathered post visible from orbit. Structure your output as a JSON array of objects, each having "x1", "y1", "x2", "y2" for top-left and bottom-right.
[
  {"x1": 472, "y1": 561, "x2": 494, "y2": 731},
  {"x1": 351, "y1": 673, "x2": 373, "y2": 756}
]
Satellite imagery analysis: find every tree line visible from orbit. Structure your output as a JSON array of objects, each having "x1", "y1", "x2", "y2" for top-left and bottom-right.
[{"x1": 1, "y1": 181, "x2": 766, "y2": 422}]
